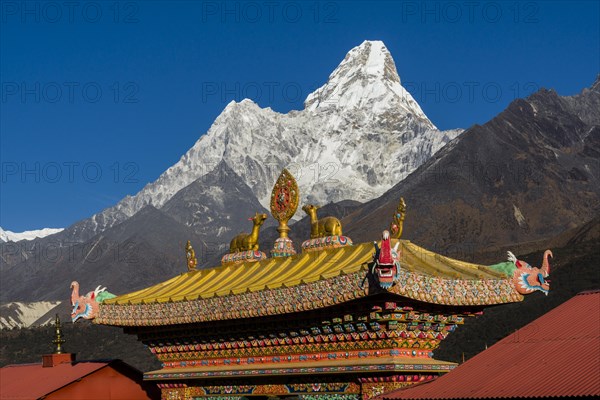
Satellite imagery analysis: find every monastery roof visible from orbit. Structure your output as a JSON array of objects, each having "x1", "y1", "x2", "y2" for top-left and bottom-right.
[
  {"x1": 96, "y1": 240, "x2": 522, "y2": 327},
  {"x1": 381, "y1": 290, "x2": 600, "y2": 399},
  {"x1": 105, "y1": 241, "x2": 504, "y2": 305}
]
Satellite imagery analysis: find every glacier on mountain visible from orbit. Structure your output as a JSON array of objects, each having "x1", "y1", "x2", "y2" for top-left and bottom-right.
[{"x1": 0, "y1": 227, "x2": 64, "y2": 243}]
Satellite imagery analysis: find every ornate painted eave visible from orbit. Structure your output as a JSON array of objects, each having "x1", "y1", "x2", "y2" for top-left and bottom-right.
[
  {"x1": 95, "y1": 240, "x2": 521, "y2": 327},
  {"x1": 143, "y1": 356, "x2": 458, "y2": 380}
]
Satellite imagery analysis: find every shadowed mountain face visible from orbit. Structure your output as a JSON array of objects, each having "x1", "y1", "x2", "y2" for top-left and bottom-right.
[
  {"x1": 0, "y1": 205, "x2": 206, "y2": 302},
  {"x1": 161, "y1": 161, "x2": 276, "y2": 253},
  {"x1": 344, "y1": 78, "x2": 600, "y2": 261},
  {"x1": 0, "y1": 163, "x2": 275, "y2": 302}
]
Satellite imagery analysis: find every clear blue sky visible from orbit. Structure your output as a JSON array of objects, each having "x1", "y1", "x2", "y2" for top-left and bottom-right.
[{"x1": 1, "y1": 1, "x2": 598, "y2": 232}]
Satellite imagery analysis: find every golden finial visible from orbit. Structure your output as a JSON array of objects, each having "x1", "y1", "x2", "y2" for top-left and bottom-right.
[
  {"x1": 390, "y1": 197, "x2": 407, "y2": 239},
  {"x1": 270, "y1": 168, "x2": 299, "y2": 239},
  {"x1": 185, "y1": 240, "x2": 197, "y2": 271},
  {"x1": 269, "y1": 168, "x2": 299, "y2": 257},
  {"x1": 52, "y1": 314, "x2": 65, "y2": 354}
]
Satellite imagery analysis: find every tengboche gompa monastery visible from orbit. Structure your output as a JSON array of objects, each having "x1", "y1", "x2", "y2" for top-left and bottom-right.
[{"x1": 70, "y1": 169, "x2": 552, "y2": 400}]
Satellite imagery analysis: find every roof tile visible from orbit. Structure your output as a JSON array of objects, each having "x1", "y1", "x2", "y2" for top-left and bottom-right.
[
  {"x1": 0, "y1": 361, "x2": 108, "y2": 399},
  {"x1": 383, "y1": 290, "x2": 600, "y2": 399}
]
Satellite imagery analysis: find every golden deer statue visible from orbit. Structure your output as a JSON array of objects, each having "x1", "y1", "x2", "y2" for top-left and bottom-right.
[
  {"x1": 229, "y1": 212, "x2": 268, "y2": 253},
  {"x1": 302, "y1": 204, "x2": 343, "y2": 239}
]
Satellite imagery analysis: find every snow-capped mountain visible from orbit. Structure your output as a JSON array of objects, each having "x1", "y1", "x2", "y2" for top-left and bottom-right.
[
  {"x1": 0, "y1": 301, "x2": 62, "y2": 329},
  {"x1": 53, "y1": 40, "x2": 461, "y2": 242},
  {"x1": 305, "y1": 40, "x2": 432, "y2": 125},
  {"x1": 0, "y1": 227, "x2": 64, "y2": 243}
]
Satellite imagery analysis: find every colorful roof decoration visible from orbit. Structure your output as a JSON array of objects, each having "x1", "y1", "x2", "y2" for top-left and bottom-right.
[
  {"x1": 144, "y1": 355, "x2": 458, "y2": 381},
  {"x1": 382, "y1": 290, "x2": 600, "y2": 399},
  {"x1": 95, "y1": 240, "x2": 520, "y2": 327}
]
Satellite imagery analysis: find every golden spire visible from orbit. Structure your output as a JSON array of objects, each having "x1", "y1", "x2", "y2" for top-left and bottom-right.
[
  {"x1": 270, "y1": 168, "x2": 299, "y2": 239},
  {"x1": 52, "y1": 314, "x2": 65, "y2": 354},
  {"x1": 269, "y1": 168, "x2": 299, "y2": 257},
  {"x1": 185, "y1": 240, "x2": 197, "y2": 271},
  {"x1": 390, "y1": 197, "x2": 407, "y2": 239}
]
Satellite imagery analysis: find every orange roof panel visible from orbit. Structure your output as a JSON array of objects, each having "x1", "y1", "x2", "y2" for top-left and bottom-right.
[
  {"x1": 0, "y1": 361, "x2": 108, "y2": 399},
  {"x1": 383, "y1": 290, "x2": 600, "y2": 399}
]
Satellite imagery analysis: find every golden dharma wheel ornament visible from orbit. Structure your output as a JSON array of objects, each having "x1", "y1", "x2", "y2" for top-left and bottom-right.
[
  {"x1": 269, "y1": 168, "x2": 299, "y2": 257},
  {"x1": 270, "y1": 168, "x2": 299, "y2": 239}
]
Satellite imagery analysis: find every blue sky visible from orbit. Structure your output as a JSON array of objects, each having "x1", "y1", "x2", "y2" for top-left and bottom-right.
[{"x1": 1, "y1": 1, "x2": 598, "y2": 232}]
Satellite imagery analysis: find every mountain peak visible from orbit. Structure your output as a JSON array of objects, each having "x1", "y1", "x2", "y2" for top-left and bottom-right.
[
  {"x1": 222, "y1": 98, "x2": 259, "y2": 112},
  {"x1": 349, "y1": 40, "x2": 399, "y2": 82},
  {"x1": 304, "y1": 40, "x2": 433, "y2": 127}
]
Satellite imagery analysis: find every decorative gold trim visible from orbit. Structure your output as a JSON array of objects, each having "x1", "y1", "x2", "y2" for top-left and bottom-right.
[
  {"x1": 52, "y1": 314, "x2": 65, "y2": 354},
  {"x1": 390, "y1": 197, "x2": 407, "y2": 239},
  {"x1": 185, "y1": 241, "x2": 197, "y2": 271}
]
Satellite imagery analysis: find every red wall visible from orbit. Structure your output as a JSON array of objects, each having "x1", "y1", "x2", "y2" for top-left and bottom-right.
[{"x1": 46, "y1": 366, "x2": 158, "y2": 400}]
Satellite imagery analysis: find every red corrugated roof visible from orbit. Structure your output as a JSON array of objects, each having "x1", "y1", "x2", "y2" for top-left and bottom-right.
[
  {"x1": 384, "y1": 290, "x2": 600, "y2": 399},
  {"x1": 0, "y1": 361, "x2": 108, "y2": 399}
]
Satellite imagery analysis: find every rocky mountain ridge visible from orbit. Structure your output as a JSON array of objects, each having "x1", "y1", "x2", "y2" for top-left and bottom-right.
[{"x1": 343, "y1": 76, "x2": 600, "y2": 259}]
